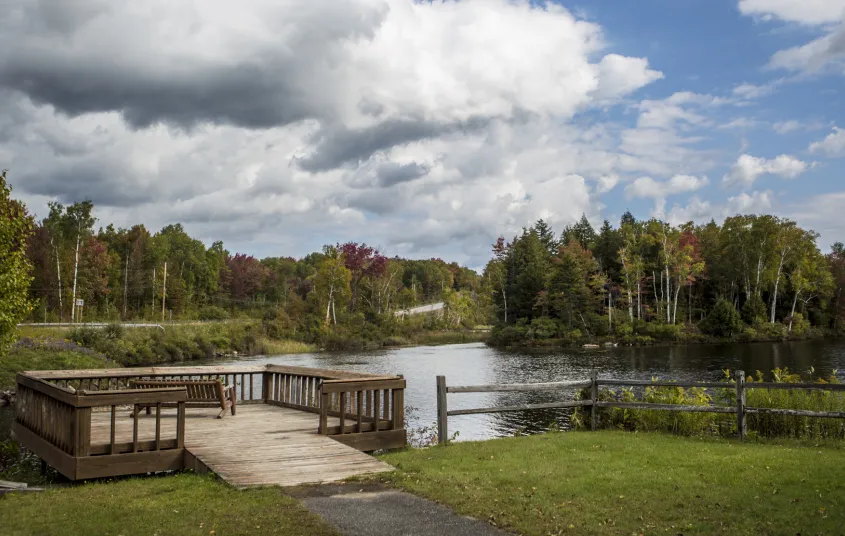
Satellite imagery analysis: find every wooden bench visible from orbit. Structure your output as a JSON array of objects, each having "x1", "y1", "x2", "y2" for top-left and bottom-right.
[{"x1": 129, "y1": 379, "x2": 236, "y2": 418}]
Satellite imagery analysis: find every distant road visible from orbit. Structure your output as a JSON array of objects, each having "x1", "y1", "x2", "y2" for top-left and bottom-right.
[{"x1": 394, "y1": 302, "x2": 445, "y2": 317}]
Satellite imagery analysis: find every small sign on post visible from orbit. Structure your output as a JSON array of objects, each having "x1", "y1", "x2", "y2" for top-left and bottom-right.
[{"x1": 75, "y1": 299, "x2": 84, "y2": 307}]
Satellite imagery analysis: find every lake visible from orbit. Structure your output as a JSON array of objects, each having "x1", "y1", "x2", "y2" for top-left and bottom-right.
[
  {"x1": 3, "y1": 339, "x2": 844, "y2": 443},
  {"x1": 205, "y1": 338, "x2": 845, "y2": 441}
]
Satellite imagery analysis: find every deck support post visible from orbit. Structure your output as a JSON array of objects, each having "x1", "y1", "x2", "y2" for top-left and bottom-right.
[
  {"x1": 436, "y1": 375, "x2": 448, "y2": 444},
  {"x1": 736, "y1": 370, "x2": 746, "y2": 441},
  {"x1": 590, "y1": 370, "x2": 598, "y2": 431}
]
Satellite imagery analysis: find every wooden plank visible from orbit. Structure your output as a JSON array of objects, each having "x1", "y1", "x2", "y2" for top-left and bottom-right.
[
  {"x1": 28, "y1": 365, "x2": 267, "y2": 379},
  {"x1": 448, "y1": 400, "x2": 592, "y2": 416},
  {"x1": 11, "y1": 423, "x2": 77, "y2": 479},
  {"x1": 436, "y1": 376, "x2": 447, "y2": 444},
  {"x1": 89, "y1": 439, "x2": 179, "y2": 456},
  {"x1": 447, "y1": 380, "x2": 592, "y2": 393},
  {"x1": 392, "y1": 388, "x2": 404, "y2": 430},
  {"x1": 736, "y1": 370, "x2": 747, "y2": 441},
  {"x1": 596, "y1": 402, "x2": 736, "y2": 413},
  {"x1": 746, "y1": 382, "x2": 845, "y2": 392},
  {"x1": 16, "y1": 375, "x2": 78, "y2": 406},
  {"x1": 73, "y1": 407, "x2": 91, "y2": 457},
  {"x1": 321, "y1": 378, "x2": 406, "y2": 393},
  {"x1": 746, "y1": 407, "x2": 845, "y2": 418},
  {"x1": 598, "y1": 379, "x2": 732, "y2": 389},
  {"x1": 330, "y1": 430, "x2": 407, "y2": 452},
  {"x1": 76, "y1": 449, "x2": 184, "y2": 480},
  {"x1": 76, "y1": 388, "x2": 187, "y2": 407}
]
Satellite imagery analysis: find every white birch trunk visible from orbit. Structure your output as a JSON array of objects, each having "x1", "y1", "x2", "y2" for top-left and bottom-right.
[
  {"x1": 53, "y1": 242, "x2": 63, "y2": 321},
  {"x1": 70, "y1": 235, "x2": 80, "y2": 323},
  {"x1": 770, "y1": 249, "x2": 786, "y2": 323}
]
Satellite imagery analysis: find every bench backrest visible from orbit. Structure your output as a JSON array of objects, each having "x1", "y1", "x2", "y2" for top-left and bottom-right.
[{"x1": 129, "y1": 379, "x2": 225, "y2": 403}]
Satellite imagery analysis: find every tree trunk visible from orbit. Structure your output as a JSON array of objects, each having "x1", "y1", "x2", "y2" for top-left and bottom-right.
[
  {"x1": 637, "y1": 278, "x2": 641, "y2": 320},
  {"x1": 70, "y1": 235, "x2": 80, "y2": 323},
  {"x1": 665, "y1": 264, "x2": 672, "y2": 324},
  {"x1": 673, "y1": 279, "x2": 681, "y2": 324},
  {"x1": 788, "y1": 291, "x2": 799, "y2": 332},
  {"x1": 123, "y1": 252, "x2": 129, "y2": 319},
  {"x1": 53, "y1": 243, "x2": 63, "y2": 321},
  {"x1": 652, "y1": 271, "x2": 659, "y2": 317},
  {"x1": 325, "y1": 284, "x2": 334, "y2": 325},
  {"x1": 770, "y1": 249, "x2": 786, "y2": 323}
]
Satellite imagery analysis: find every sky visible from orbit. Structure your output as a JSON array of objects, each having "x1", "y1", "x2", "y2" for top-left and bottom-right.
[{"x1": 2, "y1": 0, "x2": 844, "y2": 269}]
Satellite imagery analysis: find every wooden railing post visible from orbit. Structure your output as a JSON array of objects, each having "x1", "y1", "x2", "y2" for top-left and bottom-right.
[
  {"x1": 590, "y1": 370, "x2": 598, "y2": 431},
  {"x1": 319, "y1": 388, "x2": 329, "y2": 435},
  {"x1": 262, "y1": 372, "x2": 271, "y2": 403},
  {"x1": 73, "y1": 407, "x2": 92, "y2": 457},
  {"x1": 436, "y1": 375, "x2": 448, "y2": 444},
  {"x1": 392, "y1": 383, "x2": 404, "y2": 431},
  {"x1": 736, "y1": 370, "x2": 746, "y2": 440}
]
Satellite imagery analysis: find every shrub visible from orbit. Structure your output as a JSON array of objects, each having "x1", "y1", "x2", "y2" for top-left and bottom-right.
[
  {"x1": 197, "y1": 306, "x2": 230, "y2": 321},
  {"x1": 644, "y1": 323, "x2": 680, "y2": 341},
  {"x1": 699, "y1": 298, "x2": 743, "y2": 337},
  {"x1": 529, "y1": 317, "x2": 557, "y2": 340},
  {"x1": 741, "y1": 294, "x2": 767, "y2": 325}
]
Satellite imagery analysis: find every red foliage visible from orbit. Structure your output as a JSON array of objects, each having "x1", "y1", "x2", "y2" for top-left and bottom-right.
[
  {"x1": 225, "y1": 253, "x2": 269, "y2": 302},
  {"x1": 339, "y1": 242, "x2": 387, "y2": 280}
]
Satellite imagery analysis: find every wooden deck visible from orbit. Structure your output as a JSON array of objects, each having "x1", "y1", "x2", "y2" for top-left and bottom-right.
[{"x1": 89, "y1": 404, "x2": 394, "y2": 488}]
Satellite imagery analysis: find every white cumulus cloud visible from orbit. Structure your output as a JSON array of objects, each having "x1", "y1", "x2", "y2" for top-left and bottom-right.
[
  {"x1": 809, "y1": 127, "x2": 845, "y2": 156},
  {"x1": 722, "y1": 154, "x2": 808, "y2": 188}
]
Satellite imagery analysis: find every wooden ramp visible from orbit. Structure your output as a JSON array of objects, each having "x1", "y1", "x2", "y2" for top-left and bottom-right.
[{"x1": 89, "y1": 404, "x2": 394, "y2": 488}]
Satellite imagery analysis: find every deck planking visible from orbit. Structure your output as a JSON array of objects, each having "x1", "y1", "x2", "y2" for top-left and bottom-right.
[{"x1": 89, "y1": 404, "x2": 393, "y2": 488}]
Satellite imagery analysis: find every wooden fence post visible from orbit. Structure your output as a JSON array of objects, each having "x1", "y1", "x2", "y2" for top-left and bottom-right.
[
  {"x1": 436, "y1": 375, "x2": 448, "y2": 445},
  {"x1": 736, "y1": 370, "x2": 746, "y2": 440},
  {"x1": 590, "y1": 370, "x2": 598, "y2": 431}
]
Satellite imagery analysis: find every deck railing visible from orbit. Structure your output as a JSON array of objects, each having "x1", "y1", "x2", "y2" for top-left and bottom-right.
[
  {"x1": 15, "y1": 373, "x2": 187, "y2": 479},
  {"x1": 319, "y1": 377, "x2": 406, "y2": 451},
  {"x1": 436, "y1": 370, "x2": 845, "y2": 443},
  {"x1": 16, "y1": 364, "x2": 407, "y2": 479}
]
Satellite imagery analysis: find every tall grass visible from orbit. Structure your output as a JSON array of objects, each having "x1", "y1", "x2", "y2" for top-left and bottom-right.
[{"x1": 576, "y1": 368, "x2": 845, "y2": 440}]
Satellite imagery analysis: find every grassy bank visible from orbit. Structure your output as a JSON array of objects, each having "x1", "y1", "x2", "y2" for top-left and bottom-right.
[
  {"x1": 379, "y1": 431, "x2": 845, "y2": 535},
  {"x1": 1, "y1": 344, "x2": 114, "y2": 389},
  {"x1": 17, "y1": 323, "x2": 315, "y2": 368},
  {"x1": 0, "y1": 473, "x2": 337, "y2": 536}
]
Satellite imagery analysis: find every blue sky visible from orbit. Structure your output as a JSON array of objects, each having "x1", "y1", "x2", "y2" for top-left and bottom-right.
[{"x1": 2, "y1": 0, "x2": 844, "y2": 266}]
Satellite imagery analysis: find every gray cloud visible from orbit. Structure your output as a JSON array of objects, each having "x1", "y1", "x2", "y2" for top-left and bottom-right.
[
  {"x1": 21, "y1": 163, "x2": 156, "y2": 207},
  {"x1": 376, "y1": 162, "x2": 429, "y2": 186}
]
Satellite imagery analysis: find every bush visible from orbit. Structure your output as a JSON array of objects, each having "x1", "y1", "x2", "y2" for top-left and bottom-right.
[
  {"x1": 741, "y1": 294, "x2": 767, "y2": 325},
  {"x1": 644, "y1": 322, "x2": 680, "y2": 341},
  {"x1": 529, "y1": 317, "x2": 557, "y2": 340},
  {"x1": 197, "y1": 306, "x2": 230, "y2": 321},
  {"x1": 699, "y1": 299, "x2": 743, "y2": 337}
]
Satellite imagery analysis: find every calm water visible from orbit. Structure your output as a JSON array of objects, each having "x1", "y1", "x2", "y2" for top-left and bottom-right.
[
  {"x1": 4, "y1": 339, "x2": 844, "y2": 442},
  {"x1": 205, "y1": 339, "x2": 845, "y2": 441}
]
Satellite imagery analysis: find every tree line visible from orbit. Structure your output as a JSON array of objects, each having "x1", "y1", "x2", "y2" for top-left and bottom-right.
[
  {"x1": 484, "y1": 213, "x2": 845, "y2": 344},
  {"x1": 23, "y1": 199, "x2": 488, "y2": 343}
]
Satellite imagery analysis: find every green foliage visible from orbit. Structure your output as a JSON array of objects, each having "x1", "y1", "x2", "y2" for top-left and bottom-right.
[
  {"x1": 197, "y1": 305, "x2": 230, "y2": 320},
  {"x1": 0, "y1": 171, "x2": 35, "y2": 354},
  {"x1": 741, "y1": 294, "x2": 767, "y2": 325},
  {"x1": 699, "y1": 298, "x2": 743, "y2": 337}
]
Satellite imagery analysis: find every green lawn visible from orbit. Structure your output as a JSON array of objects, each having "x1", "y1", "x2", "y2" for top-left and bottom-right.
[
  {"x1": 379, "y1": 431, "x2": 845, "y2": 535},
  {"x1": 0, "y1": 473, "x2": 337, "y2": 536}
]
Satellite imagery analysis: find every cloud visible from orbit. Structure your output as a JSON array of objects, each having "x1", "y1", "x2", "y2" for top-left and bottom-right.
[
  {"x1": 592, "y1": 54, "x2": 664, "y2": 100},
  {"x1": 722, "y1": 154, "x2": 808, "y2": 187},
  {"x1": 791, "y1": 191, "x2": 845, "y2": 249},
  {"x1": 773, "y1": 120, "x2": 802, "y2": 134},
  {"x1": 768, "y1": 24, "x2": 845, "y2": 73},
  {"x1": 732, "y1": 82, "x2": 777, "y2": 99},
  {"x1": 809, "y1": 126, "x2": 845, "y2": 156},
  {"x1": 595, "y1": 174, "x2": 619, "y2": 194},
  {"x1": 625, "y1": 174, "x2": 709, "y2": 216},
  {"x1": 738, "y1": 0, "x2": 845, "y2": 25},
  {"x1": 738, "y1": 1, "x2": 845, "y2": 75}
]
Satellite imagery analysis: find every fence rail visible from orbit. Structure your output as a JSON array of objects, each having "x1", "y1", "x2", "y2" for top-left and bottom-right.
[{"x1": 435, "y1": 370, "x2": 845, "y2": 444}]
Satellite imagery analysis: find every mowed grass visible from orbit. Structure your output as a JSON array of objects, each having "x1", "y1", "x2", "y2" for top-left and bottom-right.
[
  {"x1": 379, "y1": 431, "x2": 845, "y2": 535},
  {"x1": 0, "y1": 473, "x2": 337, "y2": 536}
]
